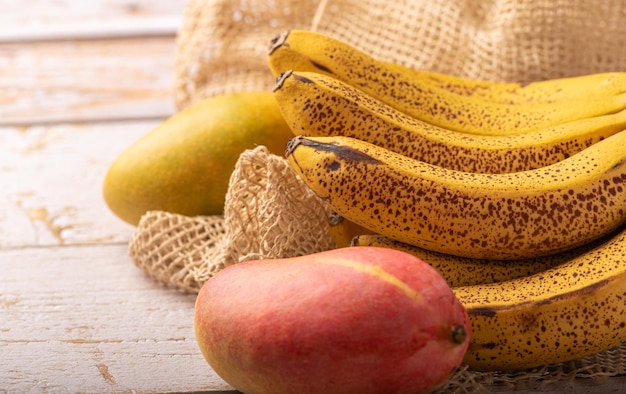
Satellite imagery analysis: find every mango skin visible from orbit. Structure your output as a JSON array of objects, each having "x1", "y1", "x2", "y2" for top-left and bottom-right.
[
  {"x1": 194, "y1": 246, "x2": 470, "y2": 394},
  {"x1": 102, "y1": 91, "x2": 294, "y2": 225}
]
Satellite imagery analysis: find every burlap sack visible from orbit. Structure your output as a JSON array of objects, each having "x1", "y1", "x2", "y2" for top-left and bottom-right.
[
  {"x1": 129, "y1": 0, "x2": 626, "y2": 391},
  {"x1": 172, "y1": 0, "x2": 626, "y2": 108}
]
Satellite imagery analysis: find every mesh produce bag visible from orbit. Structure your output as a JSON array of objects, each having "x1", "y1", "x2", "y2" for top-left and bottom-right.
[
  {"x1": 129, "y1": 0, "x2": 626, "y2": 391},
  {"x1": 129, "y1": 146, "x2": 335, "y2": 292}
]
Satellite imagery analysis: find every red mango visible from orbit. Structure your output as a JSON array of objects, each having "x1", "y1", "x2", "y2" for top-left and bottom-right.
[{"x1": 194, "y1": 246, "x2": 470, "y2": 394}]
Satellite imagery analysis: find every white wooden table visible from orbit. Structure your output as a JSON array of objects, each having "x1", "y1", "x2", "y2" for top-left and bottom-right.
[
  {"x1": 0, "y1": 1, "x2": 235, "y2": 392},
  {"x1": 2, "y1": 1, "x2": 625, "y2": 393}
]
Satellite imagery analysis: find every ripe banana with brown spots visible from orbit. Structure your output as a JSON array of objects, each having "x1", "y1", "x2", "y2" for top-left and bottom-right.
[
  {"x1": 350, "y1": 234, "x2": 606, "y2": 287},
  {"x1": 268, "y1": 29, "x2": 626, "y2": 106},
  {"x1": 285, "y1": 132, "x2": 626, "y2": 260},
  {"x1": 268, "y1": 30, "x2": 626, "y2": 136},
  {"x1": 453, "y1": 223, "x2": 626, "y2": 371},
  {"x1": 273, "y1": 70, "x2": 626, "y2": 173}
]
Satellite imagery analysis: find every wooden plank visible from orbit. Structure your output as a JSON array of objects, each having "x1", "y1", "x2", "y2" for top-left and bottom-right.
[
  {"x1": 0, "y1": 17, "x2": 183, "y2": 43},
  {"x1": 0, "y1": 0, "x2": 187, "y2": 42},
  {"x1": 0, "y1": 37, "x2": 179, "y2": 126},
  {"x1": 0, "y1": 121, "x2": 160, "y2": 248},
  {"x1": 0, "y1": 243, "x2": 234, "y2": 393}
]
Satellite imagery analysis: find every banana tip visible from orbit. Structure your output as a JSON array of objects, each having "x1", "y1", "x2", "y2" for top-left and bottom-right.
[
  {"x1": 285, "y1": 135, "x2": 305, "y2": 157},
  {"x1": 268, "y1": 30, "x2": 290, "y2": 55},
  {"x1": 329, "y1": 211, "x2": 344, "y2": 226},
  {"x1": 273, "y1": 70, "x2": 293, "y2": 92}
]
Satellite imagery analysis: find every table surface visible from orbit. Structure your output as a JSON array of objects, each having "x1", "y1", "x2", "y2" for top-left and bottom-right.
[{"x1": 2, "y1": 1, "x2": 626, "y2": 393}]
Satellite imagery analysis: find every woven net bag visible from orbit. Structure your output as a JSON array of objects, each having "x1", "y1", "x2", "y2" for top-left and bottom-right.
[{"x1": 129, "y1": 0, "x2": 626, "y2": 391}]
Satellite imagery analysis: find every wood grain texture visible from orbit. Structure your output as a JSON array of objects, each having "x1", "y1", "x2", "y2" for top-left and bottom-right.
[
  {"x1": 0, "y1": 0, "x2": 187, "y2": 42},
  {"x1": 0, "y1": 38, "x2": 178, "y2": 126},
  {"x1": 0, "y1": 244, "x2": 233, "y2": 393},
  {"x1": 0, "y1": 121, "x2": 155, "y2": 248},
  {"x1": 0, "y1": 1, "x2": 235, "y2": 392}
]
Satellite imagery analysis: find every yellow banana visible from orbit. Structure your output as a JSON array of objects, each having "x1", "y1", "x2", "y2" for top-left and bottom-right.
[
  {"x1": 285, "y1": 133, "x2": 626, "y2": 260},
  {"x1": 274, "y1": 70, "x2": 626, "y2": 173},
  {"x1": 268, "y1": 30, "x2": 626, "y2": 105},
  {"x1": 268, "y1": 30, "x2": 626, "y2": 104},
  {"x1": 453, "y1": 223, "x2": 626, "y2": 371},
  {"x1": 327, "y1": 211, "x2": 376, "y2": 248},
  {"x1": 268, "y1": 30, "x2": 626, "y2": 135},
  {"x1": 350, "y1": 234, "x2": 604, "y2": 287}
]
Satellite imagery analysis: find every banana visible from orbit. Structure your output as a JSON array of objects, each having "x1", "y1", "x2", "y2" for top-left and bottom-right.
[
  {"x1": 274, "y1": 70, "x2": 626, "y2": 173},
  {"x1": 268, "y1": 30, "x2": 626, "y2": 105},
  {"x1": 285, "y1": 133, "x2": 626, "y2": 260},
  {"x1": 350, "y1": 234, "x2": 604, "y2": 287},
  {"x1": 268, "y1": 30, "x2": 626, "y2": 135},
  {"x1": 327, "y1": 211, "x2": 376, "y2": 248},
  {"x1": 453, "y1": 223, "x2": 626, "y2": 371}
]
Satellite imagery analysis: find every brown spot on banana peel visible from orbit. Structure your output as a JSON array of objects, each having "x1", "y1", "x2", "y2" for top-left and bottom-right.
[
  {"x1": 476, "y1": 342, "x2": 497, "y2": 350},
  {"x1": 287, "y1": 135, "x2": 382, "y2": 166},
  {"x1": 611, "y1": 159, "x2": 625, "y2": 171},
  {"x1": 309, "y1": 59, "x2": 335, "y2": 75},
  {"x1": 273, "y1": 70, "x2": 316, "y2": 93},
  {"x1": 286, "y1": 136, "x2": 383, "y2": 204},
  {"x1": 293, "y1": 73, "x2": 316, "y2": 85},
  {"x1": 469, "y1": 308, "x2": 498, "y2": 318}
]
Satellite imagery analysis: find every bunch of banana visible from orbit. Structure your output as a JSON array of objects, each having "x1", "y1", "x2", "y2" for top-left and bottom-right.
[
  {"x1": 273, "y1": 70, "x2": 626, "y2": 173},
  {"x1": 268, "y1": 30, "x2": 626, "y2": 135},
  {"x1": 270, "y1": 29, "x2": 626, "y2": 372}
]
